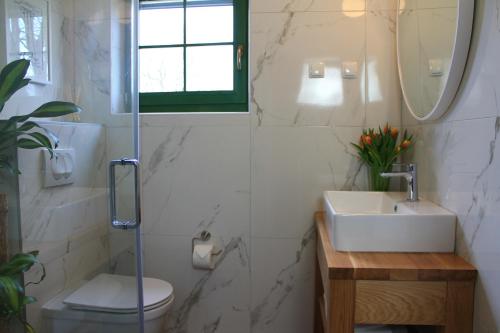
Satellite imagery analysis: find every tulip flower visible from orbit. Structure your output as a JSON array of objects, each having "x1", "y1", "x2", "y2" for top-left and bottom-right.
[
  {"x1": 401, "y1": 140, "x2": 412, "y2": 149},
  {"x1": 383, "y1": 124, "x2": 389, "y2": 134},
  {"x1": 351, "y1": 125, "x2": 414, "y2": 192},
  {"x1": 391, "y1": 127, "x2": 399, "y2": 139}
]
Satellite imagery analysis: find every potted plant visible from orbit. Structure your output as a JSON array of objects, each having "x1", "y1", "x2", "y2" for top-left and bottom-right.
[
  {"x1": 0, "y1": 59, "x2": 81, "y2": 332},
  {"x1": 352, "y1": 124, "x2": 413, "y2": 191},
  {"x1": 0, "y1": 252, "x2": 45, "y2": 333},
  {"x1": 0, "y1": 59, "x2": 81, "y2": 174}
]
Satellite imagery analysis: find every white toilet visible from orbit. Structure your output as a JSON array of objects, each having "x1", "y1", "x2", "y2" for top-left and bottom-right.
[{"x1": 42, "y1": 274, "x2": 174, "y2": 333}]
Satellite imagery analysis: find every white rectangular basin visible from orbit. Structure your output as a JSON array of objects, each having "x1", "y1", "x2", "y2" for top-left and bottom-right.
[{"x1": 323, "y1": 191, "x2": 456, "y2": 253}]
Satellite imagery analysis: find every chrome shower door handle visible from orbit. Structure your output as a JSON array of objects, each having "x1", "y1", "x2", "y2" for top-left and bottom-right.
[{"x1": 109, "y1": 158, "x2": 142, "y2": 230}]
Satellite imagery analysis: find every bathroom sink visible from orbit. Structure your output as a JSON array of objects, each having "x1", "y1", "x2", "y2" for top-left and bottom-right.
[{"x1": 323, "y1": 191, "x2": 456, "y2": 253}]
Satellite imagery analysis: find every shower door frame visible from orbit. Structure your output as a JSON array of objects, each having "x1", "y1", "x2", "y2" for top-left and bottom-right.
[
  {"x1": 109, "y1": 0, "x2": 146, "y2": 331},
  {"x1": 132, "y1": 0, "x2": 146, "y2": 330}
]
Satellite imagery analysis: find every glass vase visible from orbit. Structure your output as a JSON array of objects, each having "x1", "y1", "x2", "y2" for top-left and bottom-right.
[{"x1": 368, "y1": 165, "x2": 392, "y2": 192}]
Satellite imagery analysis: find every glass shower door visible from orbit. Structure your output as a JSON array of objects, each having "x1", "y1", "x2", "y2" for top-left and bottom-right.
[{"x1": 0, "y1": 0, "x2": 145, "y2": 332}]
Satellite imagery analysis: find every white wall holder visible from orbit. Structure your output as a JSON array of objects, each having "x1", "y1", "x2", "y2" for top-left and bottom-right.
[
  {"x1": 192, "y1": 231, "x2": 223, "y2": 270},
  {"x1": 42, "y1": 148, "x2": 76, "y2": 188}
]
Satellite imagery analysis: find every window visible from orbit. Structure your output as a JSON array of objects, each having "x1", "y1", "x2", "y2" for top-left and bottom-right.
[{"x1": 139, "y1": 0, "x2": 248, "y2": 112}]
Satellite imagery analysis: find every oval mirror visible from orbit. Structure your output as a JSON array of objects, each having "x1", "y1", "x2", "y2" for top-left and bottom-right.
[{"x1": 397, "y1": 0, "x2": 474, "y2": 121}]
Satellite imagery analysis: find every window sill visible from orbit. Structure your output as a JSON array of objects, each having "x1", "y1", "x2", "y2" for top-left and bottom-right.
[{"x1": 139, "y1": 111, "x2": 250, "y2": 127}]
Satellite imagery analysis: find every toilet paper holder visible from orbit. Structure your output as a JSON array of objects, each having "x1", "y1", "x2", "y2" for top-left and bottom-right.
[{"x1": 192, "y1": 231, "x2": 222, "y2": 255}]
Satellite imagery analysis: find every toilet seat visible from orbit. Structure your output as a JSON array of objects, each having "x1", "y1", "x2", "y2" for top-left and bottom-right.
[{"x1": 63, "y1": 274, "x2": 174, "y2": 314}]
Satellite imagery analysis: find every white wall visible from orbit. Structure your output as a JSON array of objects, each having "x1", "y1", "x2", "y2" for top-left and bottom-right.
[
  {"x1": 4, "y1": 1, "x2": 134, "y2": 331},
  {"x1": 402, "y1": 0, "x2": 500, "y2": 331},
  {"x1": 20, "y1": 122, "x2": 110, "y2": 332},
  {"x1": 7, "y1": 0, "x2": 500, "y2": 332},
  {"x1": 140, "y1": 1, "x2": 402, "y2": 332},
  {"x1": 0, "y1": 0, "x2": 74, "y2": 120}
]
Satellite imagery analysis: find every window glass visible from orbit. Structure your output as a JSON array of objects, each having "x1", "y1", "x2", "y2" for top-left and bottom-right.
[
  {"x1": 139, "y1": 8, "x2": 184, "y2": 46},
  {"x1": 186, "y1": 5, "x2": 233, "y2": 44},
  {"x1": 140, "y1": 47, "x2": 184, "y2": 92},
  {"x1": 186, "y1": 45, "x2": 233, "y2": 91}
]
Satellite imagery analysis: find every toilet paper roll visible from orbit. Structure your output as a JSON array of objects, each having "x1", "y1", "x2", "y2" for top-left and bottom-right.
[{"x1": 193, "y1": 244, "x2": 216, "y2": 270}]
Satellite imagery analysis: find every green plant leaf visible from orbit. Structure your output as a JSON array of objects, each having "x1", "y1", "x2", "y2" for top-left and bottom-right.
[
  {"x1": 0, "y1": 251, "x2": 40, "y2": 276},
  {"x1": 0, "y1": 157, "x2": 20, "y2": 175},
  {"x1": 22, "y1": 296, "x2": 37, "y2": 305},
  {"x1": 17, "y1": 133, "x2": 55, "y2": 159},
  {"x1": 0, "y1": 59, "x2": 31, "y2": 113},
  {"x1": 0, "y1": 162, "x2": 20, "y2": 175},
  {"x1": 0, "y1": 251, "x2": 45, "y2": 332},
  {"x1": 0, "y1": 123, "x2": 59, "y2": 157},
  {"x1": 11, "y1": 101, "x2": 81, "y2": 124},
  {"x1": 30, "y1": 101, "x2": 82, "y2": 118},
  {"x1": 22, "y1": 320, "x2": 35, "y2": 333},
  {"x1": 0, "y1": 60, "x2": 82, "y2": 174},
  {"x1": 16, "y1": 138, "x2": 47, "y2": 150},
  {"x1": 5, "y1": 101, "x2": 81, "y2": 129},
  {"x1": 17, "y1": 121, "x2": 59, "y2": 147},
  {"x1": 0, "y1": 276, "x2": 22, "y2": 313},
  {"x1": 26, "y1": 132, "x2": 52, "y2": 149}
]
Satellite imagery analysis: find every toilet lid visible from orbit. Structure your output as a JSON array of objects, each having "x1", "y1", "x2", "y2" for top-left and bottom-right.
[{"x1": 63, "y1": 274, "x2": 174, "y2": 313}]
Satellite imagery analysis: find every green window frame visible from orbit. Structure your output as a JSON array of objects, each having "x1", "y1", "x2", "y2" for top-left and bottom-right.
[{"x1": 139, "y1": 0, "x2": 248, "y2": 113}]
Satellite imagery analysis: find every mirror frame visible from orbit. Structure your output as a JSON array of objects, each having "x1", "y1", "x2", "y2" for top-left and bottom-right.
[{"x1": 397, "y1": 0, "x2": 475, "y2": 121}]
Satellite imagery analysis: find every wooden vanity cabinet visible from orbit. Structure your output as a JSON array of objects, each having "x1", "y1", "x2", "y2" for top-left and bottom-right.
[{"x1": 314, "y1": 212, "x2": 477, "y2": 333}]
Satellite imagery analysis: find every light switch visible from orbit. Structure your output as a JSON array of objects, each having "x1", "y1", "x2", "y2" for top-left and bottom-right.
[
  {"x1": 309, "y1": 62, "x2": 325, "y2": 78},
  {"x1": 429, "y1": 59, "x2": 444, "y2": 76},
  {"x1": 342, "y1": 61, "x2": 358, "y2": 79}
]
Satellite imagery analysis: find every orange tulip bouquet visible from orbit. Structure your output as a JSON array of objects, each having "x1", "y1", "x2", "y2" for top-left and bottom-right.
[{"x1": 352, "y1": 124, "x2": 413, "y2": 191}]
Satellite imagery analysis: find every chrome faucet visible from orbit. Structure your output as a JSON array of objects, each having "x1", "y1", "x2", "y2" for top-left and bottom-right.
[{"x1": 380, "y1": 163, "x2": 419, "y2": 201}]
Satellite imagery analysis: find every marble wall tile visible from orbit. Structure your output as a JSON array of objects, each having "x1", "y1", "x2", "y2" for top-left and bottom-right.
[
  {"x1": 365, "y1": 9, "x2": 401, "y2": 127},
  {"x1": 18, "y1": 122, "x2": 107, "y2": 244},
  {"x1": 11, "y1": 0, "x2": 136, "y2": 331},
  {"x1": 416, "y1": 0, "x2": 457, "y2": 9},
  {"x1": 405, "y1": 118, "x2": 495, "y2": 218},
  {"x1": 18, "y1": 122, "x2": 110, "y2": 332},
  {"x1": 251, "y1": 126, "x2": 367, "y2": 239},
  {"x1": 251, "y1": 12, "x2": 366, "y2": 127},
  {"x1": 251, "y1": 0, "x2": 365, "y2": 14},
  {"x1": 401, "y1": 1, "x2": 500, "y2": 330},
  {"x1": 25, "y1": 224, "x2": 110, "y2": 331},
  {"x1": 137, "y1": 92, "x2": 380, "y2": 333},
  {"x1": 73, "y1": 18, "x2": 112, "y2": 123},
  {"x1": 404, "y1": 117, "x2": 500, "y2": 332},
  {"x1": 140, "y1": 113, "x2": 250, "y2": 128},
  {"x1": 143, "y1": 234, "x2": 251, "y2": 333},
  {"x1": 73, "y1": 0, "x2": 111, "y2": 21},
  {"x1": 13, "y1": 2, "x2": 402, "y2": 333},
  {"x1": 140, "y1": 125, "x2": 251, "y2": 238},
  {"x1": 69, "y1": 0, "x2": 136, "y2": 127},
  {"x1": 367, "y1": 0, "x2": 398, "y2": 10},
  {"x1": 0, "y1": 0, "x2": 73, "y2": 120},
  {"x1": 250, "y1": 235, "x2": 315, "y2": 333},
  {"x1": 248, "y1": 3, "x2": 399, "y2": 332}
]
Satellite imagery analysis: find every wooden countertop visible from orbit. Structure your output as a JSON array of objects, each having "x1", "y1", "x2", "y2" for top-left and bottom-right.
[{"x1": 315, "y1": 212, "x2": 477, "y2": 281}]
